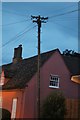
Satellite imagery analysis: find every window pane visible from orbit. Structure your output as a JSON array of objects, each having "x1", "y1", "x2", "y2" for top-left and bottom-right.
[
  {"x1": 0, "y1": 97, "x2": 2, "y2": 108},
  {"x1": 11, "y1": 98, "x2": 17, "y2": 119},
  {"x1": 50, "y1": 75, "x2": 59, "y2": 88},
  {"x1": 0, "y1": 71, "x2": 4, "y2": 85}
]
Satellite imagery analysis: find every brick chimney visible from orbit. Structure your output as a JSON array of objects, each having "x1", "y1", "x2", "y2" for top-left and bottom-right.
[{"x1": 13, "y1": 45, "x2": 22, "y2": 63}]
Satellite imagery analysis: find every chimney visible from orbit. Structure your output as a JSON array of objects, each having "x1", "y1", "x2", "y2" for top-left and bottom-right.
[{"x1": 13, "y1": 45, "x2": 22, "y2": 63}]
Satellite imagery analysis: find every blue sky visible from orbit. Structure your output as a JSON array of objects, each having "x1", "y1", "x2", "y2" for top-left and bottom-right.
[{"x1": 1, "y1": 2, "x2": 78, "y2": 65}]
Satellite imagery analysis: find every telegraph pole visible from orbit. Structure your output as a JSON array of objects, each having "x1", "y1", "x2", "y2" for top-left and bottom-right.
[{"x1": 31, "y1": 15, "x2": 48, "y2": 118}]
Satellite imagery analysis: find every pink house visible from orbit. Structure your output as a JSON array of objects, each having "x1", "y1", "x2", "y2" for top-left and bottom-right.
[{"x1": 0, "y1": 45, "x2": 80, "y2": 119}]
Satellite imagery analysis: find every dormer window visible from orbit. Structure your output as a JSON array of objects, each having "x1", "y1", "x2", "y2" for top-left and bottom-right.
[
  {"x1": 49, "y1": 74, "x2": 59, "y2": 88},
  {"x1": 0, "y1": 71, "x2": 5, "y2": 85}
]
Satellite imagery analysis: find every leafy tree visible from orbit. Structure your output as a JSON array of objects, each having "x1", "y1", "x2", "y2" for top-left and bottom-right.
[{"x1": 40, "y1": 91, "x2": 66, "y2": 119}]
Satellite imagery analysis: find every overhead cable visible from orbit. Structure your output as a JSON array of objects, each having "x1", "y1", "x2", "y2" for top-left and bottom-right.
[{"x1": 2, "y1": 25, "x2": 37, "y2": 48}]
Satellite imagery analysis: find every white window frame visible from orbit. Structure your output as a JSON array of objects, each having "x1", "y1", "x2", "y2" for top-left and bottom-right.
[
  {"x1": 0, "y1": 71, "x2": 5, "y2": 85},
  {"x1": 11, "y1": 98, "x2": 17, "y2": 119},
  {"x1": 49, "y1": 74, "x2": 59, "y2": 88},
  {"x1": 0, "y1": 97, "x2": 2, "y2": 108}
]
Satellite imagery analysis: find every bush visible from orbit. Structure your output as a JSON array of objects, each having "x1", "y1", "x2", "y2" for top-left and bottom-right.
[{"x1": 40, "y1": 91, "x2": 66, "y2": 119}]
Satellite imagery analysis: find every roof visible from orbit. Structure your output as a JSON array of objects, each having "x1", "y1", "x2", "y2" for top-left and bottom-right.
[
  {"x1": 62, "y1": 55, "x2": 80, "y2": 75},
  {"x1": 0, "y1": 49, "x2": 80, "y2": 90},
  {"x1": 1, "y1": 49, "x2": 58, "y2": 90}
]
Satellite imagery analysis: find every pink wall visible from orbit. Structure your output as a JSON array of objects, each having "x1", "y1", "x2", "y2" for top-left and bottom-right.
[
  {"x1": 40, "y1": 51, "x2": 79, "y2": 100},
  {"x1": 23, "y1": 75, "x2": 37, "y2": 118},
  {"x1": 23, "y1": 51, "x2": 79, "y2": 118}
]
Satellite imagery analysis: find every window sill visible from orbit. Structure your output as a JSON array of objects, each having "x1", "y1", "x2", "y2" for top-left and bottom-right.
[{"x1": 49, "y1": 86, "x2": 59, "y2": 89}]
